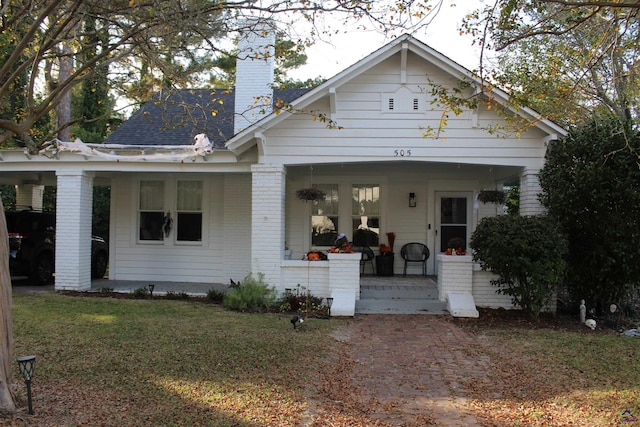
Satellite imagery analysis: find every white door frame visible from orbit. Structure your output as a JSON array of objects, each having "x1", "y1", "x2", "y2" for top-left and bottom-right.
[{"x1": 434, "y1": 191, "x2": 473, "y2": 273}]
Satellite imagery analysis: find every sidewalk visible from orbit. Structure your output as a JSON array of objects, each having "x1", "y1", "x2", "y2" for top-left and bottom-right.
[{"x1": 313, "y1": 314, "x2": 489, "y2": 426}]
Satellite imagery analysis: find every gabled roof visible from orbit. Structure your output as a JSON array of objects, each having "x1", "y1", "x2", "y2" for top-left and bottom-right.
[
  {"x1": 105, "y1": 87, "x2": 309, "y2": 148},
  {"x1": 226, "y1": 34, "x2": 567, "y2": 155}
]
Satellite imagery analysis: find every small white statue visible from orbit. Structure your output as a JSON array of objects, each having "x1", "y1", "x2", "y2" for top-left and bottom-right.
[
  {"x1": 585, "y1": 319, "x2": 596, "y2": 330},
  {"x1": 579, "y1": 299, "x2": 586, "y2": 323}
]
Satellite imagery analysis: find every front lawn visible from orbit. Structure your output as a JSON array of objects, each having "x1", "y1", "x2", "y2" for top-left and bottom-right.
[
  {"x1": 7, "y1": 293, "x2": 337, "y2": 426},
  {"x1": 3, "y1": 293, "x2": 640, "y2": 426}
]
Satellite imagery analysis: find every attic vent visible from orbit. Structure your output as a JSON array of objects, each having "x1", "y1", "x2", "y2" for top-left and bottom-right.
[{"x1": 381, "y1": 87, "x2": 427, "y2": 113}]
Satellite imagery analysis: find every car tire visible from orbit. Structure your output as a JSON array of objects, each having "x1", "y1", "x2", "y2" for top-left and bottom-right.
[
  {"x1": 31, "y1": 253, "x2": 54, "y2": 285},
  {"x1": 92, "y1": 252, "x2": 108, "y2": 279}
]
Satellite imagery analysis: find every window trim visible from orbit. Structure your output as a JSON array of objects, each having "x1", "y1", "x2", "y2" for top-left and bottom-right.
[
  {"x1": 302, "y1": 177, "x2": 387, "y2": 250},
  {"x1": 135, "y1": 176, "x2": 208, "y2": 247}
]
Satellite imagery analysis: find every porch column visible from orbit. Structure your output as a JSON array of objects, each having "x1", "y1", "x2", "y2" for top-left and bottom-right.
[
  {"x1": 520, "y1": 168, "x2": 545, "y2": 215},
  {"x1": 55, "y1": 171, "x2": 94, "y2": 290},
  {"x1": 250, "y1": 164, "x2": 286, "y2": 287},
  {"x1": 15, "y1": 184, "x2": 45, "y2": 210}
]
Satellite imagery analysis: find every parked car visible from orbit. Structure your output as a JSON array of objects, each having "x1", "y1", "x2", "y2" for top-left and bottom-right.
[{"x1": 5, "y1": 210, "x2": 108, "y2": 284}]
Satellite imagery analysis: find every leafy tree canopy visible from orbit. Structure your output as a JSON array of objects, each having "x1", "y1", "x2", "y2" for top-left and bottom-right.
[
  {"x1": 0, "y1": 0, "x2": 443, "y2": 152},
  {"x1": 539, "y1": 117, "x2": 640, "y2": 310},
  {"x1": 463, "y1": 1, "x2": 640, "y2": 128}
]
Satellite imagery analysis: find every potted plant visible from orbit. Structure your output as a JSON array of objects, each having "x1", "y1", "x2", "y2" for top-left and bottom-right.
[
  {"x1": 477, "y1": 189, "x2": 506, "y2": 204},
  {"x1": 296, "y1": 187, "x2": 326, "y2": 202}
]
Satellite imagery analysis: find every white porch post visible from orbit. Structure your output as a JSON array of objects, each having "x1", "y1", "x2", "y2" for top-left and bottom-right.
[
  {"x1": 251, "y1": 164, "x2": 285, "y2": 287},
  {"x1": 15, "y1": 184, "x2": 45, "y2": 210},
  {"x1": 55, "y1": 171, "x2": 93, "y2": 290},
  {"x1": 520, "y1": 168, "x2": 545, "y2": 215}
]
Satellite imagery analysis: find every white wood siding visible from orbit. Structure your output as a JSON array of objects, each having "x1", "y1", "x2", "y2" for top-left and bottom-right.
[
  {"x1": 110, "y1": 173, "x2": 251, "y2": 283},
  {"x1": 262, "y1": 52, "x2": 548, "y2": 169}
]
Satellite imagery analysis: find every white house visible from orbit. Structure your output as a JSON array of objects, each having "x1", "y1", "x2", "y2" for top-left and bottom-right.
[{"x1": 0, "y1": 30, "x2": 566, "y2": 316}]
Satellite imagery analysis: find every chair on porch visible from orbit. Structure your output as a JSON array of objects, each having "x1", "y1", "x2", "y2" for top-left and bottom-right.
[
  {"x1": 354, "y1": 246, "x2": 375, "y2": 275},
  {"x1": 401, "y1": 243, "x2": 430, "y2": 277}
]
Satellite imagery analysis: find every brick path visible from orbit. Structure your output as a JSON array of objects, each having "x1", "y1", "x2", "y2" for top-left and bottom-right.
[{"x1": 324, "y1": 314, "x2": 490, "y2": 426}]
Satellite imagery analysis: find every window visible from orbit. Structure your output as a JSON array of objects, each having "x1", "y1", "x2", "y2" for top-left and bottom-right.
[
  {"x1": 176, "y1": 181, "x2": 202, "y2": 242},
  {"x1": 311, "y1": 184, "x2": 338, "y2": 246},
  {"x1": 139, "y1": 180, "x2": 164, "y2": 241},
  {"x1": 352, "y1": 184, "x2": 380, "y2": 247},
  {"x1": 138, "y1": 179, "x2": 203, "y2": 243}
]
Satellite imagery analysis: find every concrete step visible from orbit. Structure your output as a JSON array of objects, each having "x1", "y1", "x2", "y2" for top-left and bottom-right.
[
  {"x1": 355, "y1": 298, "x2": 448, "y2": 315},
  {"x1": 360, "y1": 286, "x2": 439, "y2": 300}
]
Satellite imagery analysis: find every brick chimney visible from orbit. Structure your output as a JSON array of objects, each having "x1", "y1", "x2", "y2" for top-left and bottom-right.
[{"x1": 234, "y1": 21, "x2": 275, "y2": 134}]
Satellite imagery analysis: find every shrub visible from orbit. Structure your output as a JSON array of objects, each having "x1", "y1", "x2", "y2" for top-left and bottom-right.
[
  {"x1": 223, "y1": 273, "x2": 276, "y2": 312},
  {"x1": 278, "y1": 285, "x2": 323, "y2": 313},
  {"x1": 132, "y1": 287, "x2": 149, "y2": 299},
  {"x1": 470, "y1": 214, "x2": 568, "y2": 318},
  {"x1": 207, "y1": 288, "x2": 225, "y2": 302},
  {"x1": 166, "y1": 291, "x2": 189, "y2": 300}
]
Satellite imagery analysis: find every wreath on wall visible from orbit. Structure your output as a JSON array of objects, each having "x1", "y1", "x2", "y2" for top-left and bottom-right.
[
  {"x1": 477, "y1": 190, "x2": 506, "y2": 204},
  {"x1": 296, "y1": 188, "x2": 326, "y2": 202}
]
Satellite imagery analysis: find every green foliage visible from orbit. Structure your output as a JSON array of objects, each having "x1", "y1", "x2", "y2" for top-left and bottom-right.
[
  {"x1": 277, "y1": 285, "x2": 324, "y2": 313},
  {"x1": 92, "y1": 186, "x2": 110, "y2": 240},
  {"x1": 470, "y1": 214, "x2": 568, "y2": 318},
  {"x1": 132, "y1": 287, "x2": 149, "y2": 298},
  {"x1": 223, "y1": 273, "x2": 276, "y2": 312},
  {"x1": 464, "y1": 2, "x2": 640, "y2": 126},
  {"x1": 539, "y1": 118, "x2": 640, "y2": 311},
  {"x1": 504, "y1": 184, "x2": 520, "y2": 215},
  {"x1": 165, "y1": 290, "x2": 190, "y2": 300},
  {"x1": 207, "y1": 288, "x2": 226, "y2": 302},
  {"x1": 0, "y1": 185, "x2": 15, "y2": 211}
]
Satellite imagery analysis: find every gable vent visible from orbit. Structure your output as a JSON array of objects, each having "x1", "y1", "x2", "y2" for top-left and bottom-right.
[{"x1": 382, "y1": 87, "x2": 427, "y2": 114}]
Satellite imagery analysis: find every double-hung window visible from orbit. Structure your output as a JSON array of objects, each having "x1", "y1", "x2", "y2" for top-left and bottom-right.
[
  {"x1": 352, "y1": 184, "x2": 380, "y2": 247},
  {"x1": 139, "y1": 180, "x2": 165, "y2": 241},
  {"x1": 176, "y1": 181, "x2": 203, "y2": 242},
  {"x1": 138, "y1": 179, "x2": 203, "y2": 243},
  {"x1": 310, "y1": 184, "x2": 339, "y2": 246}
]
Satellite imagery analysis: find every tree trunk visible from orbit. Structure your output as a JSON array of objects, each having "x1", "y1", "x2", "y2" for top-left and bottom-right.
[
  {"x1": 57, "y1": 43, "x2": 73, "y2": 142},
  {"x1": 0, "y1": 200, "x2": 16, "y2": 412}
]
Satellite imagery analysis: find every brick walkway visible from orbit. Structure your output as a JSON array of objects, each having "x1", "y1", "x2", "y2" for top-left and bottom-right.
[{"x1": 324, "y1": 314, "x2": 490, "y2": 426}]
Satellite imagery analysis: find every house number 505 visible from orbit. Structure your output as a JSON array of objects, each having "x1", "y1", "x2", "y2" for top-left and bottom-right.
[{"x1": 394, "y1": 149, "x2": 412, "y2": 157}]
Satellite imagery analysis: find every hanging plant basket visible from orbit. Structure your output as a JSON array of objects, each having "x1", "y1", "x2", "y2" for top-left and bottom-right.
[
  {"x1": 477, "y1": 190, "x2": 506, "y2": 204},
  {"x1": 296, "y1": 188, "x2": 326, "y2": 202}
]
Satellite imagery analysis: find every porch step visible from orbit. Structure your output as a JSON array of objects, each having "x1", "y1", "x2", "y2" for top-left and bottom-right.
[
  {"x1": 355, "y1": 298, "x2": 448, "y2": 315},
  {"x1": 360, "y1": 285, "x2": 439, "y2": 300}
]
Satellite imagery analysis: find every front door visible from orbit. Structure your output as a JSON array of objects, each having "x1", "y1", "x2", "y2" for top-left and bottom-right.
[{"x1": 435, "y1": 192, "x2": 472, "y2": 271}]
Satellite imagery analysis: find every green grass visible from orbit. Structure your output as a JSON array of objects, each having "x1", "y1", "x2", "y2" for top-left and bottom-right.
[{"x1": 9, "y1": 293, "x2": 337, "y2": 426}]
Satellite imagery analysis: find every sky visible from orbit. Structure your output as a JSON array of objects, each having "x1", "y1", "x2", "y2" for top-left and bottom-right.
[{"x1": 287, "y1": 1, "x2": 485, "y2": 81}]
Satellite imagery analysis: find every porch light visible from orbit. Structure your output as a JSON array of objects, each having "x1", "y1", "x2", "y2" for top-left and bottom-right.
[
  {"x1": 17, "y1": 355, "x2": 36, "y2": 415},
  {"x1": 409, "y1": 193, "x2": 416, "y2": 208},
  {"x1": 326, "y1": 297, "x2": 334, "y2": 318}
]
